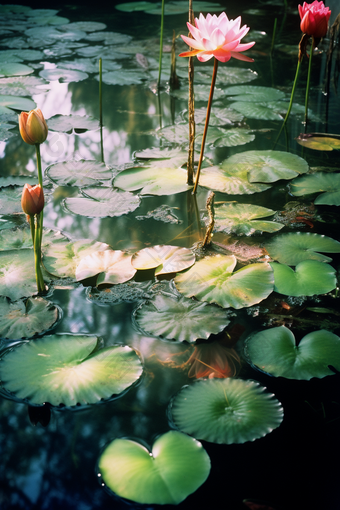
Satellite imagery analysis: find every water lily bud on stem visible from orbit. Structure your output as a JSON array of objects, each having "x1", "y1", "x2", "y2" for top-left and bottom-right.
[
  {"x1": 19, "y1": 108, "x2": 48, "y2": 145},
  {"x1": 299, "y1": 0, "x2": 331, "y2": 39},
  {"x1": 21, "y1": 184, "x2": 44, "y2": 216}
]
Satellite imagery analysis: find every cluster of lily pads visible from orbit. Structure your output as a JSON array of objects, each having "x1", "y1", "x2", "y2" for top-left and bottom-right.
[{"x1": 0, "y1": 1, "x2": 340, "y2": 506}]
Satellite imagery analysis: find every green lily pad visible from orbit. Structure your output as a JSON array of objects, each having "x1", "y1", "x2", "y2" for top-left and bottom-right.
[
  {"x1": 0, "y1": 186, "x2": 24, "y2": 215},
  {"x1": 115, "y1": 1, "x2": 157, "y2": 11},
  {"x1": 174, "y1": 254, "x2": 274, "y2": 309},
  {"x1": 226, "y1": 150, "x2": 309, "y2": 183},
  {"x1": 100, "y1": 70, "x2": 144, "y2": 86},
  {"x1": 270, "y1": 260, "x2": 336, "y2": 296},
  {"x1": 39, "y1": 68, "x2": 88, "y2": 83},
  {"x1": 214, "y1": 203, "x2": 284, "y2": 235},
  {"x1": 46, "y1": 160, "x2": 112, "y2": 186},
  {"x1": 224, "y1": 85, "x2": 286, "y2": 102},
  {"x1": 290, "y1": 172, "x2": 340, "y2": 206},
  {"x1": 0, "y1": 227, "x2": 68, "y2": 251},
  {"x1": 134, "y1": 294, "x2": 230, "y2": 342},
  {"x1": 245, "y1": 326, "x2": 340, "y2": 379},
  {"x1": 194, "y1": 66, "x2": 257, "y2": 86},
  {"x1": 187, "y1": 106, "x2": 243, "y2": 126},
  {"x1": 0, "y1": 63, "x2": 34, "y2": 78},
  {"x1": 265, "y1": 232, "x2": 340, "y2": 266},
  {"x1": 0, "y1": 76, "x2": 49, "y2": 96},
  {"x1": 158, "y1": 124, "x2": 254, "y2": 148},
  {"x1": 76, "y1": 250, "x2": 136, "y2": 285},
  {"x1": 63, "y1": 21, "x2": 107, "y2": 32},
  {"x1": 42, "y1": 239, "x2": 110, "y2": 279},
  {"x1": 0, "y1": 94, "x2": 36, "y2": 113},
  {"x1": 171, "y1": 84, "x2": 225, "y2": 102},
  {"x1": 114, "y1": 165, "x2": 191, "y2": 195},
  {"x1": 132, "y1": 245, "x2": 195, "y2": 275},
  {"x1": 170, "y1": 378, "x2": 283, "y2": 444},
  {"x1": 64, "y1": 187, "x2": 140, "y2": 218},
  {"x1": 59, "y1": 58, "x2": 121, "y2": 74},
  {"x1": 98, "y1": 431, "x2": 211, "y2": 505},
  {"x1": 199, "y1": 163, "x2": 271, "y2": 195},
  {"x1": 0, "y1": 335, "x2": 143, "y2": 406},
  {"x1": 47, "y1": 115, "x2": 100, "y2": 134},
  {"x1": 229, "y1": 101, "x2": 283, "y2": 121},
  {"x1": 0, "y1": 296, "x2": 60, "y2": 340},
  {"x1": 296, "y1": 133, "x2": 340, "y2": 151},
  {"x1": 0, "y1": 249, "x2": 49, "y2": 300}
]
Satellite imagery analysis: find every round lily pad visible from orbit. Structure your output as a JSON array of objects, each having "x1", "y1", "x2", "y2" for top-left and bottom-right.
[
  {"x1": 174, "y1": 255, "x2": 274, "y2": 309},
  {"x1": 98, "y1": 431, "x2": 211, "y2": 505},
  {"x1": 245, "y1": 326, "x2": 340, "y2": 379},
  {"x1": 270, "y1": 260, "x2": 336, "y2": 296},
  {"x1": 0, "y1": 296, "x2": 60, "y2": 340},
  {"x1": 199, "y1": 163, "x2": 271, "y2": 195},
  {"x1": 290, "y1": 172, "x2": 340, "y2": 206},
  {"x1": 132, "y1": 245, "x2": 195, "y2": 275},
  {"x1": 0, "y1": 227, "x2": 68, "y2": 251},
  {"x1": 47, "y1": 116, "x2": 100, "y2": 134},
  {"x1": 0, "y1": 335, "x2": 143, "y2": 406},
  {"x1": 170, "y1": 378, "x2": 283, "y2": 444},
  {"x1": 265, "y1": 232, "x2": 340, "y2": 266},
  {"x1": 0, "y1": 63, "x2": 34, "y2": 78},
  {"x1": 214, "y1": 203, "x2": 284, "y2": 235},
  {"x1": 64, "y1": 188, "x2": 140, "y2": 218},
  {"x1": 295, "y1": 133, "x2": 340, "y2": 151},
  {"x1": 76, "y1": 250, "x2": 136, "y2": 286},
  {"x1": 134, "y1": 294, "x2": 230, "y2": 342},
  {"x1": 224, "y1": 85, "x2": 286, "y2": 103},
  {"x1": 0, "y1": 94, "x2": 36, "y2": 113},
  {"x1": 46, "y1": 160, "x2": 112, "y2": 186},
  {"x1": 114, "y1": 165, "x2": 191, "y2": 196},
  {"x1": 39, "y1": 68, "x2": 88, "y2": 83}
]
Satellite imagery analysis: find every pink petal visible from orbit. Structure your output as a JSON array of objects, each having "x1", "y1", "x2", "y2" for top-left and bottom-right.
[
  {"x1": 179, "y1": 49, "x2": 201, "y2": 58},
  {"x1": 210, "y1": 27, "x2": 226, "y2": 47},
  {"x1": 186, "y1": 22, "x2": 203, "y2": 42},
  {"x1": 181, "y1": 34, "x2": 204, "y2": 50},
  {"x1": 202, "y1": 37, "x2": 215, "y2": 51},
  {"x1": 197, "y1": 51, "x2": 215, "y2": 62},
  {"x1": 233, "y1": 41, "x2": 256, "y2": 52},
  {"x1": 221, "y1": 40, "x2": 240, "y2": 51},
  {"x1": 230, "y1": 51, "x2": 254, "y2": 62}
]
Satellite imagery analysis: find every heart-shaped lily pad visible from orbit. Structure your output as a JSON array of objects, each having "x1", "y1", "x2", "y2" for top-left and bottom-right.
[
  {"x1": 226, "y1": 150, "x2": 309, "y2": 183},
  {"x1": 134, "y1": 294, "x2": 230, "y2": 342},
  {"x1": 245, "y1": 326, "x2": 340, "y2": 379},
  {"x1": 47, "y1": 115, "x2": 100, "y2": 134},
  {"x1": 199, "y1": 163, "x2": 270, "y2": 195},
  {"x1": 98, "y1": 430, "x2": 211, "y2": 505},
  {"x1": 224, "y1": 85, "x2": 286, "y2": 102},
  {"x1": 174, "y1": 255, "x2": 274, "y2": 309},
  {"x1": 214, "y1": 203, "x2": 284, "y2": 235},
  {"x1": 132, "y1": 245, "x2": 195, "y2": 275},
  {"x1": 46, "y1": 160, "x2": 112, "y2": 186},
  {"x1": 270, "y1": 260, "x2": 336, "y2": 296},
  {"x1": 76, "y1": 250, "x2": 136, "y2": 285},
  {"x1": 295, "y1": 133, "x2": 340, "y2": 151},
  {"x1": 114, "y1": 165, "x2": 191, "y2": 196},
  {"x1": 0, "y1": 296, "x2": 60, "y2": 340},
  {"x1": 0, "y1": 335, "x2": 143, "y2": 406},
  {"x1": 64, "y1": 187, "x2": 140, "y2": 218},
  {"x1": 265, "y1": 232, "x2": 340, "y2": 266},
  {"x1": 290, "y1": 172, "x2": 340, "y2": 206},
  {"x1": 170, "y1": 378, "x2": 283, "y2": 444}
]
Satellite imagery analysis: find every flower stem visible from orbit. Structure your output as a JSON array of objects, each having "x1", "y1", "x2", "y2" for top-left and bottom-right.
[
  {"x1": 157, "y1": 0, "x2": 165, "y2": 89},
  {"x1": 304, "y1": 36, "x2": 314, "y2": 130},
  {"x1": 193, "y1": 57, "x2": 218, "y2": 194},
  {"x1": 274, "y1": 58, "x2": 301, "y2": 149},
  {"x1": 99, "y1": 57, "x2": 104, "y2": 163},
  {"x1": 34, "y1": 213, "x2": 45, "y2": 293}
]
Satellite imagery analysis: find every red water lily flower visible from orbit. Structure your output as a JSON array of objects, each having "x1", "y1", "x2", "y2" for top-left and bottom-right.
[
  {"x1": 298, "y1": 1, "x2": 331, "y2": 39},
  {"x1": 179, "y1": 12, "x2": 255, "y2": 63},
  {"x1": 21, "y1": 184, "x2": 44, "y2": 216}
]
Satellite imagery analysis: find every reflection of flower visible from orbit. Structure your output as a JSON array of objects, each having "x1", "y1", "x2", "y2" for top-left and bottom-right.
[
  {"x1": 187, "y1": 338, "x2": 241, "y2": 379},
  {"x1": 21, "y1": 184, "x2": 44, "y2": 216},
  {"x1": 19, "y1": 108, "x2": 48, "y2": 145},
  {"x1": 298, "y1": 1, "x2": 331, "y2": 39},
  {"x1": 179, "y1": 12, "x2": 255, "y2": 63}
]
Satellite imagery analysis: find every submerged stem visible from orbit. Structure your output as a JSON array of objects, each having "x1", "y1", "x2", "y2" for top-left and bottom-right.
[
  {"x1": 193, "y1": 57, "x2": 218, "y2": 194},
  {"x1": 157, "y1": 0, "x2": 165, "y2": 89},
  {"x1": 304, "y1": 36, "x2": 314, "y2": 130},
  {"x1": 34, "y1": 213, "x2": 45, "y2": 293},
  {"x1": 99, "y1": 57, "x2": 104, "y2": 163}
]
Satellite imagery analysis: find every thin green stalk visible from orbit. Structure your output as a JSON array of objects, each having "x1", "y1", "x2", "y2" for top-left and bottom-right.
[
  {"x1": 304, "y1": 36, "x2": 314, "y2": 129},
  {"x1": 29, "y1": 215, "x2": 35, "y2": 246},
  {"x1": 193, "y1": 58, "x2": 218, "y2": 194},
  {"x1": 274, "y1": 58, "x2": 301, "y2": 148},
  {"x1": 34, "y1": 213, "x2": 45, "y2": 293},
  {"x1": 99, "y1": 57, "x2": 104, "y2": 163},
  {"x1": 35, "y1": 143, "x2": 43, "y2": 188},
  {"x1": 157, "y1": 0, "x2": 165, "y2": 89},
  {"x1": 270, "y1": 18, "x2": 277, "y2": 55}
]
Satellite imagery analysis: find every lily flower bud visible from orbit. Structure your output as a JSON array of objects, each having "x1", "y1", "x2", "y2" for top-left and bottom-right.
[
  {"x1": 21, "y1": 184, "x2": 44, "y2": 216},
  {"x1": 19, "y1": 108, "x2": 48, "y2": 145}
]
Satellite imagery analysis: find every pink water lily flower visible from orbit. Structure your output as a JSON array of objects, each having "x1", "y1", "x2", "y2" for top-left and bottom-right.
[
  {"x1": 179, "y1": 12, "x2": 255, "y2": 63},
  {"x1": 298, "y1": 0, "x2": 331, "y2": 39}
]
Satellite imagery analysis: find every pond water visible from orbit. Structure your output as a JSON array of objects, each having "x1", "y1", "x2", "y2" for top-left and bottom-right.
[{"x1": 0, "y1": 0, "x2": 340, "y2": 509}]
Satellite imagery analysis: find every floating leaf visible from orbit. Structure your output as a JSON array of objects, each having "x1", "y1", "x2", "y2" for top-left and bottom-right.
[
  {"x1": 296, "y1": 133, "x2": 340, "y2": 151},
  {"x1": 0, "y1": 94, "x2": 36, "y2": 113},
  {"x1": 76, "y1": 250, "x2": 136, "y2": 285},
  {"x1": 265, "y1": 232, "x2": 340, "y2": 266},
  {"x1": 114, "y1": 165, "x2": 191, "y2": 195},
  {"x1": 0, "y1": 249, "x2": 49, "y2": 300},
  {"x1": 226, "y1": 150, "x2": 309, "y2": 183},
  {"x1": 98, "y1": 431, "x2": 211, "y2": 505},
  {"x1": 0, "y1": 185, "x2": 24, "y2": 215},
  {"x1": 0, "y1": 296, "x2": 59, "y2": 340},
  {"x1": 132, "y1": 245, "x2": 195, "y2": 275},
  {"x1": 0, "y1": 75, "x2": 49, "y2": 96},
  {"x1": 46, "y1": 160, "x2": 112, "y2": 186},
  {"x1": 115, "y1": 1, "x2": 158, "y2": 11},
  {"x1": 186, "y1": 106, "x2": 243, "y2": 125},
  {"x1": 224, "y1": 85, "x2": 286, "y2": 102},
  {"x1": 290, "y1": 172, "x2": 340, "y2": 206},
  {"x1": 59, "y1": 58, "x2": 121, "y2": 74},
  {"x1": 199, "y1": 163, "x2": 271, "y2": 194},
  {"x1": 100, "y1": 70, "x2": 144, "y2": 85},
  {"x1": 39, "y1": 68, "x2": 88, "y2": 83},
  {"x1": 194, "y1": 66, "x2": 257, "y2": 86},
  {"x1": 174, "y1": 254, "x2": 274, "y2": 309},
  {"x1": 171, "y1": 84, "x2": 225, "y2": 102},
  {"x1": 0, "y1": 335, "x2": 143, "y2": 406},
  {"x1": 134, "y1": 294, "x2": 230, "y2": 342},
  {"x1": 64, "y1": 21, "x2": 107, "y2": 32},
  {"x1": 42, "y1": 239, "x2": 110, "y2": 279},
  {"x1": 229, "y1": 101, "x2": 283, "y2": 120},
  {"x1": 47, "y1": 115, "x2": 100, "y2": 134},
  {"x1": 270, "y1": 260, "x2": 336, "y2": 296},
  {"x1": 170, "y1": 378, "x2": 283, "y2": 444},
  {"x1": 214, "y1": 203, "x2": 284, "y2": 235},
  {"x1": 245, "y1": 326, "x2": 340, "y2": 379},
  {"x1": 0, "y1": 227, "x2": 68, "y2": 251},
  {"x1": 0, "y1": 63, "x2": 34, "y2": 78},
  {"x1": 64, "y1": 187, "x2": 140, "y2": 218}
]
